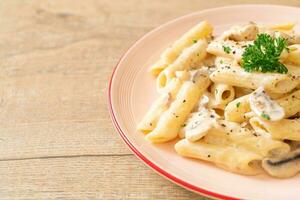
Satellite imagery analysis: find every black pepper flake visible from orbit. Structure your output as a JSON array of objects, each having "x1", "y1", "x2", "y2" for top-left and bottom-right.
[
  {"x1": 149, "y1": 123, "x2": 152, "y2": 126},
  {"x1": 207, "y1": 155, "x2": 211, "y2": 158},
  {"x1": 292, "y1": 95, "x2": 296, "y2": 98},
  {"x1": 226, "y1": 133, "x2": 229, "y2": 135},
  {"x1": 232, "y1": 50, "x2": 236, "y2": 54},
  {"x1": 175, "y1": 115, "x2": 179, "y2": 118},
  {"x1": 253, "y1": 133, "x2": 258, "y2": 137},
  {"x1": 210, "y1": 115, "x2": 215, "y2": 118},
  {"x1": 183, "y1": 99, "x2": 186, "y2": 103},
  {"x1": 230, "y1": 129, "x2": 233, "y2": 133},
  {"x1": 221, "y1": 123, "x2": 226, "y2": 127},
  {"x1": 192, "y1": 80, "x2": 196, "y2": 83}
]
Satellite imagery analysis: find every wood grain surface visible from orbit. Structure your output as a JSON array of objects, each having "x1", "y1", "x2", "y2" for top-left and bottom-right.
[{"x1": 0, "y1": 0, "x2": 299, "y2": 199}]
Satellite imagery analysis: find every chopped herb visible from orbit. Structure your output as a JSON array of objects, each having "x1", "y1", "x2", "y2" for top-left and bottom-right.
[
  {"x1": 220, "y1": 60, "x2": 224, "y2": 64},
  {"x1": 261, "y1": 113, "x2": 270, "y2": 120},
  {"x1": 241, "y1": 34, "x2": 288, "y2": 74},
  {"x1": 236, "y1": 102, "x2": 241, "y2": 108},
  {"x1": 193, "y1": 39, "x2": 198, "y2": 43},
  {"x1": 223, "y1": 45, "x2": 232, "y2": 54}
]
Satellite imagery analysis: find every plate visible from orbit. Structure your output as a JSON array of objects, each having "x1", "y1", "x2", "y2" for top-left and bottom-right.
[{"x1": 108, "y1": 5, "x2": 300, "y2": 200}]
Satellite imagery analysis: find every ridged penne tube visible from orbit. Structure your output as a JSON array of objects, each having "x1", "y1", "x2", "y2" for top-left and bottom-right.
[
  {"x1": 203, "y1": 120, "x2": 290, "y2": 157},
  {"x1": 206, "y1": 40, "x2": 249, "y2": 61},
  {"x1": 235, "y1": 87, "x2": 253, "y2": 98},
  {"x1": 137, "y1": 77, "x2": 183, "y2": 133},
  {"x1": 286, "y1": 45, "x2": 300, "y2": 66},
  {"x1": 224, "y1": 94, "x2": 251, "y2": 123},
  {"x1": 211, "y1": 83, "x2": 235, "y2": 109},
  {"x1": 175, "y1": 139, "x2": 262, "y2": 175},
  {"x1": 148, "y1": 59, "x2": 168, "y2": 76},
  {"x1": 277, "y1": 90, "x2": 300, "y2": 118},
  {"x1": 250, "y1": 117, "x2": 300, "y2": 141},
  {"x1": 269, "y1": 23, "x2": 295, "y2": 31},
  {"x1": 221, "y1": 23, "x2": 258, "y2": 41},
  {"x1": 156, "y1": 39, "x2": 207, "y2": 91},
  {"x1": 210, "y1": 64, "x2": 298, "y2": 93},
  {"x1": 162, "y1": 21, "x2": 212, "y2": 64},
  {"x1": 146, "y1": 70, "x2": 211, "y2": 143},
  {"x1": 225, "y1": 89, "x2": 300, "y2": 123}
]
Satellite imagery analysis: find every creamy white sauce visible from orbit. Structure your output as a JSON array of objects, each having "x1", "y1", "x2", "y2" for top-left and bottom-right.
[{"x1": 249, "y1": 87, "x2": 285, "y2": 121}]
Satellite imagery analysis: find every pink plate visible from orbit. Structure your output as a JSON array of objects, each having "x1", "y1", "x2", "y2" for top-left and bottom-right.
[{"x1": 108, "y1": 5, "x2": 300, "y2": 200}]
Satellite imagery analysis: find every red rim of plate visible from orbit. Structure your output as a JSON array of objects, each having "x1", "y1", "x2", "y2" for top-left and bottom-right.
[{"x1": 107, "y1": 4, "x2": 299, "y2": 200}]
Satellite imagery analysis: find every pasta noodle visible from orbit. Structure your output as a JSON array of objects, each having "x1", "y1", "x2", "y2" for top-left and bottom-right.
[
  {"x1": 138, "y1": 21, "x2": 300, "y2": 178},
  {"x1": 162, "y1": 21, "x2": 213, "y2": 64},
  {"x1": 175, "y1": 139, "x2": 262, "y2": 175},
  {"x1": 210, "y1": 63, "x2": 298, "y2": 93},
  {"x1": 250, "y1": 117, "x2": 300, "y2": 141},
  {"x1": 146, "y1": 69, "x2": 210, "y2": 143},
  {"x1": 157, "y1": 39, "x2": 207, "y2": 91}
]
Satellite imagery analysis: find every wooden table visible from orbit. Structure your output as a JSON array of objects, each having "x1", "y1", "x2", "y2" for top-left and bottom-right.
[{"x1": 0, "y1": 0, "x2": 299, "y2": 199}]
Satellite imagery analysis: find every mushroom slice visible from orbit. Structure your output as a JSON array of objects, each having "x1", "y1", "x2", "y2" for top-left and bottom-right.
[
  {"x1": 183, "y1": 108, "x2": 217, "y2": 142},
  {"x1": 249, "y1": 87, "x2": 285, "y2": 121},
  {"x1": 262, "y1": 148, "x2": 300, "y2": 178}
]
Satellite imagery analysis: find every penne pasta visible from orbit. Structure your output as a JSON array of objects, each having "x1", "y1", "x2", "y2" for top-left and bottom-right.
[
  {"x1": 175, "y1": 139, "x2": 263, "y2": 175},
  {"x1": 156, "y1": 39, "x2": 207, "y2": 91},
  {"x1": 210, "y1": 64, "x2": 298, "y2": 93},
  {"x1": 138, "y1": 75, "x2": 188, "y2": 132},
  {"x1": 225, "y1": 89, "x2": 300, "y2": 123},
  {"x1": 146, "y1": 69, "x2": 211, "y2": 143},
  {"x1": 162, "y1": 21, "x2": 213, "y2": 64},
  {"x1": 224, "y1": 94, "x2": 251, "y2": 123},
  {"x1": 250, "y1": 117, "x2": 300, "y2": 141},
  {"x1": 286, "y1": 45, "x2": 300, "y2": 66},
  {"x1": 139, "y1": 21, "x2": 300, "y2": 178},
  {"x1": 210, "y1": 83, "x2": 235, "y2": 109}
]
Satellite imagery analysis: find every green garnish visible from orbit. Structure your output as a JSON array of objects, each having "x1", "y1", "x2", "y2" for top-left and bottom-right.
[
  {"x1": 261, "y1": 113, "x2": 270, "y2": 120},
  {"x1": 236, "y1": 102, "x2": 241, "y2": 108},
  {"x1": 193, "y1": 39, "x2": 198, "y2": 43},
  {"x1": 220, "y1": 60, "x2": 224, "y2": 64},
  {"x1": 223, "y1": 45, "x2": 231, "y2": 54},
  {"x1": 241, "y1": 33, "x2": 288, "y2": 74}
]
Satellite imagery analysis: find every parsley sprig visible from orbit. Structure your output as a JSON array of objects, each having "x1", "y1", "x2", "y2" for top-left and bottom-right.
[{"x1": 241, "y1": 34, "x2": 288, "y2": 74}]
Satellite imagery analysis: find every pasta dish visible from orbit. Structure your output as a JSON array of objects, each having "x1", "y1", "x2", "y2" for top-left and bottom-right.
[{"x1": 138, "y1": 21, "x2": 300, "y2": 178}]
